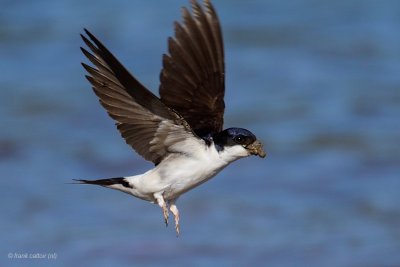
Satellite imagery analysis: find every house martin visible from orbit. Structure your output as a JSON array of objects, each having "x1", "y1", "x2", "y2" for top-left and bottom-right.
[{"x1": 75, "y1": 0, "x2": 266, "y2": 235}]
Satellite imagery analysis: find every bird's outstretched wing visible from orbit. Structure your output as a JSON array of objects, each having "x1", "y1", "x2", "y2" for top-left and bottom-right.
[
  {"x1": 81, "y1": 29, "x2": 201, "y2": 165},
  {"x1": 159, "y1": 0, "x2": 225, "y2": 137}
]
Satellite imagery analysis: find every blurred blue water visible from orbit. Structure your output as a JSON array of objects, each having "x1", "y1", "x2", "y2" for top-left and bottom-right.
[{"x1": 1, "y1": 0, "x2": 399, "y2": 266}]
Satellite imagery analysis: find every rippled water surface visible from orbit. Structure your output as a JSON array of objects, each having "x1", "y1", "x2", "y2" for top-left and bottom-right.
[{"x1": 1, "y1": 0, "x2": 399, "y2": 266}]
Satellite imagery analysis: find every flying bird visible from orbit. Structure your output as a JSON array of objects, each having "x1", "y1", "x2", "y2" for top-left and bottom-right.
[{"x1": 76, "y1": 0, "x2": 266, "y2": 235}]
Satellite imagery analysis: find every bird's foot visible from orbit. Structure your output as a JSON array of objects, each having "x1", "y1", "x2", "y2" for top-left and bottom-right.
[
  {"x1": 169, "y1": 202, "x2": 180, "y2": 236},
  {"x1": 154, "y1": 192, "x2": 169, "y2": 227},
  {"x1": 174, "y1": 219, "x2": 180, "y2": 236},
  {"x1": 163, "y1": 205, "x2": 169, "y2": 227}
]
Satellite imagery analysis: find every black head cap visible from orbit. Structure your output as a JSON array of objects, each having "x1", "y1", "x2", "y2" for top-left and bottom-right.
[{"x1": 213, "y1": 127, "x2": 257, "y2": 148}]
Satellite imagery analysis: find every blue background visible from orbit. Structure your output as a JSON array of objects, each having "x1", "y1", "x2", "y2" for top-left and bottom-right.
[{"x1": 1, "y1": 0, "x2": 399, "y2": 266}]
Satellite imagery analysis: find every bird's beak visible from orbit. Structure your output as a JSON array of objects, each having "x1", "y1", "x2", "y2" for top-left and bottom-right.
[{"x1": 246, "y1": 140, "x2": 266, "y2": 158}]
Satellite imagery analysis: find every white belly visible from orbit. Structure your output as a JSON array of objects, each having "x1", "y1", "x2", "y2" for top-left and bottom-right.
[
  {"x1": 128, "y1": 142, "x2": 249, "y2": 201},
  {"x1": 168, "y1": 158, "x2": 227, "y2": 197},
  {"x1": 153, "y1": 153, "x2": 228, "y2": 199}
]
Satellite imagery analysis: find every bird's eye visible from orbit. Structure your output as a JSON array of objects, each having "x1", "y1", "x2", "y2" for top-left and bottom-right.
[{"x1": 234, "y1": 135, "x2": 244, "y2": 144}]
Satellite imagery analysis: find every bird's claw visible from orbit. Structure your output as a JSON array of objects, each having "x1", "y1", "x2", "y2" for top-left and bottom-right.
[
  {"x1": 155, "y1": 192, "x2": 170, "y2": 227},
  {"x1": 175, "y1": 222, "x2": 180, "y2": 236},
  {"x1": 162, "y1": 205, "x2": 169, "y2": 227},
  {"x1": 170, "y1": 202, "x2": 180, "y2": 236}
]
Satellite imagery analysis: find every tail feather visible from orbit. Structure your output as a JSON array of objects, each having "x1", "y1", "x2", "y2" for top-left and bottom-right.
[{"x1": 73, "y1": 177, "x2": 133, "y2": 189}]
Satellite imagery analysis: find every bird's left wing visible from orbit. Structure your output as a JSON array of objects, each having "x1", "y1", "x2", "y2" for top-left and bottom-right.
[{"x1": 80, "y1": 29, "x2": 201, "y2": 165}]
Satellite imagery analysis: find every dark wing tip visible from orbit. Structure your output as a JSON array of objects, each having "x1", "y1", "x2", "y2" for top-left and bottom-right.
[
  {"x1": 79, "y1": 46, "x2": 88, "y2": 55},
  {"x1": 159, "y1": 0, "x2": 225, "y2": 135},
  {"x1": 83, "y1": 28, "x2": 92, "y2": 38},
  {"x1": 82, "y1": 28, "x2": 106, "y2": 52}
]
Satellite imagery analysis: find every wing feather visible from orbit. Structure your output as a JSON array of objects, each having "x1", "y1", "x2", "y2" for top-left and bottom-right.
[
  {"x1": 159, "y1": 0, "x2": 225, "y2": 137},
  {"x1": 81, "y1": 29, "x2": 202, "y2": 165}
]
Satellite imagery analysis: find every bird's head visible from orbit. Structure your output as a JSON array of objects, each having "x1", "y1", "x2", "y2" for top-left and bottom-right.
[{"x1": 213, "y1": 128, "x2": 266, "y2": 159}]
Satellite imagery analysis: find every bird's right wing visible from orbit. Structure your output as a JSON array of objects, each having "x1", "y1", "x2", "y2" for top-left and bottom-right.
[
  {"x1": 80, "y1": 29, "x2": 202, "y2": 165},
  {"x1": 159, "y1": 0, "x2": 225, "y2": 137}
]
